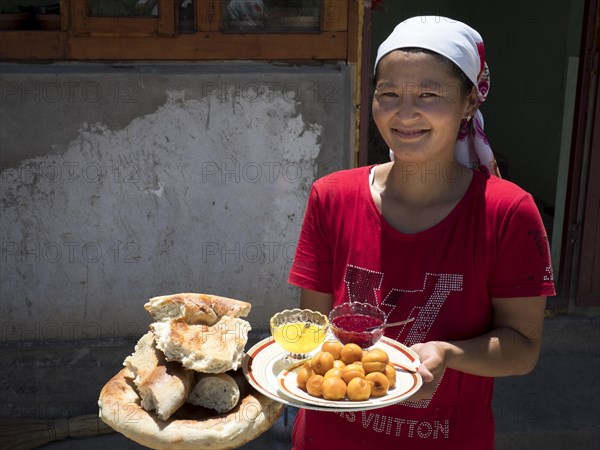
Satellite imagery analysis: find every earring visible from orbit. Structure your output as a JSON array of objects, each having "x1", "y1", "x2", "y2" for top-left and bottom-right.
[{"x1": 464, "y1": 115, "x2": 472, "y2": 122}]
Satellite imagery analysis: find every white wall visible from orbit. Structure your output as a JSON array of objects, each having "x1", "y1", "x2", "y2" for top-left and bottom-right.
[{"x1": 0, "y1": 63, "x2": 353, "y2": 342}]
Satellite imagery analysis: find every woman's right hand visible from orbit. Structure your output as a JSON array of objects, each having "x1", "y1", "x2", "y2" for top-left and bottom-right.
[{"x1": 407, "y1": 341, "x2": 447, "y2": 402}]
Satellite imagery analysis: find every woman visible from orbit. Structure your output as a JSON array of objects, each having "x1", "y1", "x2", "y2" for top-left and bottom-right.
[{"x1": 288, "y1": 16, "x2": 555, "y2": 450}]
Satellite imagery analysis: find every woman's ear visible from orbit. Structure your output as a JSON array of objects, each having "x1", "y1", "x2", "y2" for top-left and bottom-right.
[{"x1": 466, "y1": 85, "x2": 479, "y2": 117}]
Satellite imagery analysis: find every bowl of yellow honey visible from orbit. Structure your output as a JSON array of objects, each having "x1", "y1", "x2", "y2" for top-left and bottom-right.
[{"x1": 270, "y1": 309, "x2": 329, "y2": 360}]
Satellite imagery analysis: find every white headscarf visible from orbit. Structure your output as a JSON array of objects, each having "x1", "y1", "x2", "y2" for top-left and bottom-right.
[{"x1": 374, "y1": 16, "x2": 500, "y2": 177}]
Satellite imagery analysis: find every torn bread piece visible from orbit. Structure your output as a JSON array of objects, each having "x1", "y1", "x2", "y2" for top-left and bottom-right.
[
  {"x1": 124, "y1": 331, "x2": 194, "y2": 420},
  {"x1": 144, "y1": 293, "x2": 251, "y2": 325},
  {"x1": 187, "y1": 373, "x2": 240, "y2": 414},
  {"x1": 151, "y1": 316, "x2": 250, "y2": 373},
  {"x1": 138, "y1": 362, "x2": 194, "y2": 421},
  {"x1": 123, "y1": 331, "x2": 160, "y2": 386}
]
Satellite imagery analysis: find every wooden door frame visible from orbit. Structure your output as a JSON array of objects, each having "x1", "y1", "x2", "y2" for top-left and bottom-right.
[{"x1": 559, "y1": 0, "x2": 600, "y2": 309}]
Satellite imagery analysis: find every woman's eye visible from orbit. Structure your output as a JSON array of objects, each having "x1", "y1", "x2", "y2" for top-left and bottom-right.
[
  {"x1": 419, "y1": 92, "x2": 437, "y2": 98},
  {"x1": 376, "y1": 91, "x2": 398, "y2": 98}
]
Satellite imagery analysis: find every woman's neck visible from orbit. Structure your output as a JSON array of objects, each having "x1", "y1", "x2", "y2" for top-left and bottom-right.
[{"x1": 374, "y1": 160, "x2": 473, "y2": 208}]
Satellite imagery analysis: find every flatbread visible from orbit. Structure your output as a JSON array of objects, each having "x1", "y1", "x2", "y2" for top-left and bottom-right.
[
  {"x1": 98, "y1": 368, "x2": 283, "y2": 450},
  {"x1": 151, "y1": 316, "x2": 250, "y2": 373},
  {"x1": 145, "y1": 293, "x2": 251, "y2": 325}
]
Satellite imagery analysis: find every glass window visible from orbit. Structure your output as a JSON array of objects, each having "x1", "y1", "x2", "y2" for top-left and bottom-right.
[
  {"x1": 0, "y1": 0, "x2": 59, "y2": 14},
  {"x1": 88, "y1": 0, "x2": 159, "y2": 17},
  {"x1": 0, "y1": 1, "x2": 60, "y2": 30},
  {"x1": 222, "y1": 0, "x2": 320, "y2": 33},
  {"x1": 179, "y1": 0, "x2": 194, "y2": 33},
  {"x1": 0, "y1": 0, "x2": 348, "y2": 60}
]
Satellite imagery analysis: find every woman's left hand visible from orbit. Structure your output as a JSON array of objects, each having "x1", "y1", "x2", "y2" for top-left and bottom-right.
[{"x1": 407, "y1": 341, "x2": 447, "y2": 401}]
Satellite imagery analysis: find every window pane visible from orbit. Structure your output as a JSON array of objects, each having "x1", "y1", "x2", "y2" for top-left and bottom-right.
[
  {"x1": 88, "y1": 0, "x2": 159, "y2": 17},
  {"x1": 179, "y1": 0, "x2": 194, "y2": 33},
  {"x1": 222, "y1": 0, "x2": 320, "y2": 33},
  {"x1": 0, "y1": 0, "x2": 59, "y2": 13},
  {"x1": 0, "y1": 1, "x2": 60, "y2": 30}
]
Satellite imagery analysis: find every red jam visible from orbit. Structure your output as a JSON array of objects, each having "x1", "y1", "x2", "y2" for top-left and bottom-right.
[{"x1": 332, "y1": 313, "x2": 384, "y2": 348}]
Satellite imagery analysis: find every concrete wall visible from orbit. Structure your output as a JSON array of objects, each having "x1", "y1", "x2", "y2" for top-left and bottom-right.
[{"x1": 0, "y1": 62, "x2": 353, "y2": 343}]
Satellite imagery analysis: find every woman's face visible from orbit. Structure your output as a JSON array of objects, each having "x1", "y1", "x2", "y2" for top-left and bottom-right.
[{"x1": 372, "y1": 50, "x2": 477, "y2": 165}]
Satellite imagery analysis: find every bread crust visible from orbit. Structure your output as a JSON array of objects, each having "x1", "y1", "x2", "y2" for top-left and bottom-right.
[
  {"x1": 99, "y1": 368, "x2": 283, "y2": 450},
  {"x1": 145, "y1": 293, "x2": 251, "y2": 325}
]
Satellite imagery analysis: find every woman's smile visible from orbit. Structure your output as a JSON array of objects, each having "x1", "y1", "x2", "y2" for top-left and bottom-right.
[{"x1": 391, "y1": 127, "x2": 430, "y2": 139}]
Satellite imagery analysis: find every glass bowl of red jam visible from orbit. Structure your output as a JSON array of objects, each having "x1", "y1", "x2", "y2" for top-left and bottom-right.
[{"x1": 328, "y1": 302, "x2": 386, "y2": 349}]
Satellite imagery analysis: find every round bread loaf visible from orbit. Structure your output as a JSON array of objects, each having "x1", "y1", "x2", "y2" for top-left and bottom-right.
[
  {"x1": 98, "y1": 368, "x2": 283, "y2": 450},
  {"x1": 187, "y1": 373, "x2": 240, "y2": 413}
]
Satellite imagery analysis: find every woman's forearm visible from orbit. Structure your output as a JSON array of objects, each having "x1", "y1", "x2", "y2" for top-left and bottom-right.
[
  {"x1": 440, "y1": 326, "x2": 543, "y2": 377},
  {"x1": 413, "y1": 297, "x2": 546, "y2": 382}
]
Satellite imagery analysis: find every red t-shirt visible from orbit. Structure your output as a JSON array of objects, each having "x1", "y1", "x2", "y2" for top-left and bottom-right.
[{"x1": 288, "y1": 166, "x2": 555, "y2": 450}]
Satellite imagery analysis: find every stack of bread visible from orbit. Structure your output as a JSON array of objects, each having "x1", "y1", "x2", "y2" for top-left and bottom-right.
[{"x1": 98, "y1": 293, "x2": 282, "y2": 450}]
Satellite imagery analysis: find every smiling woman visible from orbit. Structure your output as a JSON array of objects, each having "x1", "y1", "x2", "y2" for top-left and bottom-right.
[{"x1": 288, "y1": 15, "x2": 555, "y2": 450}]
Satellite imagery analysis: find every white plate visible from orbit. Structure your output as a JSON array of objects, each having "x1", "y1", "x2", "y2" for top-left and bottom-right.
[{"x1": 242, "y1": 336, "x2": 422, "y2": 412}]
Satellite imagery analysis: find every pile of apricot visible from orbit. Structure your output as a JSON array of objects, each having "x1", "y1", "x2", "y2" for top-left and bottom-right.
[{"x1": 296, "y1": 340, "x2": 395, "y2": 401}]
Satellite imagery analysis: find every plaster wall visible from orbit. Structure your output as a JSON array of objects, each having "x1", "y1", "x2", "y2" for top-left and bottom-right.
[{"x1": 0, "y1": 62, "x2": 353, "y2": 342}]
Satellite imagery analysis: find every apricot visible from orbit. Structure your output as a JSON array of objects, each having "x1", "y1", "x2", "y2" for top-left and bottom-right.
[
  {"x1": 333, "y1": 359, "x2": 346, "y2": 370},
  {"x1": 341, "y1": 363, "x2": 365, "y2": 384},
  {"x1": 384, "y1": 363, "x2": 396, "y2": 388},
  {"x1": 321, "y1": 340, "x2": 343, "y2": 360},
  {"x1": 296, "y1": 362, "x2": 315, "y2": 390},
  {"x1": 310, "y1": 351, "x2": 335, "y2": 375},
  {"x1": 346, "y1": 377, "x2": 371, "y2": 401},
  {"x1": 369, "y1": 348, "x2": 390, "y2": 364},
  {"x1": 362, "y1": 361, "x2": 386, "y2": 374},
  {"x1": 367, "y1": 348, "x2": 389, "y2": 364},
  {"x1": 323, "y1": 368, "x2": 344, "y2": 380},
  {"x1": 322, "y1": 377, "x2": 347, "y2": 400},
  {"x1": 340, "y1": 343, "x2": 363, "y2": 364},
  {"x1": 366, "y1": 372, "x2": 389, "y2": 397},
  {"x1": 306, "y1": 375, "x2": 325, "y2": 397},
  {"x1": 342, "y1": 363, "x2": 365, "y2": 374},
  {"x1": 362, "y1": 349, "x2": 389, "y2": 373}
]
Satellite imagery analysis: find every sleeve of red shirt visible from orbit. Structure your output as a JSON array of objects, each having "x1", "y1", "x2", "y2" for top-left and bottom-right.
[
  {"x1": 490, "y1": 193, "x2": 556, "y2": 298},
  {"x1": 288, "y1": 184, "x2": 334, "y2": 294}
]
